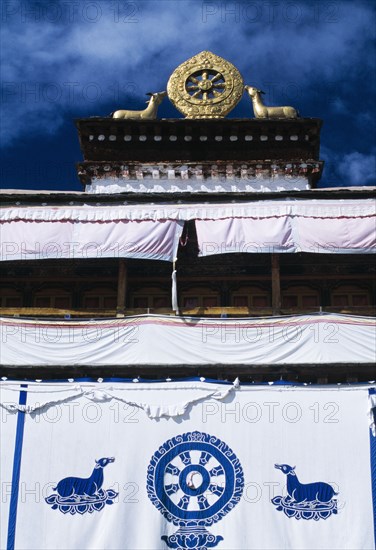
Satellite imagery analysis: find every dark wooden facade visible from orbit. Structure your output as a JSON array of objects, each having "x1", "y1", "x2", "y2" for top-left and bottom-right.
[
  {"x1": 76, "y1": 117, "x2": 323, "y2": 187},
  {"x1": 0, "y1": 230, "x2": 375, "y2": 318}
]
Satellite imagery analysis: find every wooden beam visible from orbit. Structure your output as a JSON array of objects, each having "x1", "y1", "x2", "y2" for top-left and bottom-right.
[
  {"x1": 116, "y1": 259, "x2": 127, "y2": 316},
  {"x1": 271, "y1": 254, "x2": 281, "y2": 314},
  {"x1": 0, "y1": 305, "x2": 374, "y2": 318},
  {"x1": 1, "y1": 274, "x2": 374, "y2": 285},
  {"x1": 2, "y1": 364, "x2": 375, "y2": 384},
  {"x1": 0, "y1": 307, "x2": 117, "y2": 317}
]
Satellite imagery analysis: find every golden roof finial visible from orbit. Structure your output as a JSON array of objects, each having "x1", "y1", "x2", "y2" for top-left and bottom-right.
[{"x1": 167, "y1": 51, "x2": 244, "y2": 119}]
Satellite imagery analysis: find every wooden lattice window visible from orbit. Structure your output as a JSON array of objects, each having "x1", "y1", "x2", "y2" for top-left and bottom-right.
[
  {"x1": 331, "y1": 285, "x2": 370, "y2": 307},
  {"x1": 231, "y1": 286, "x2": 270, "y2": 308},
  {"x1": 131, "y1": 287, "x2": 170, "y2": 309},
  {"x1": 282, "y1": 286, "x2": 320, "y2": 309},
  {"x1": 33, "y1": 288, "x2": 72, "y2": 309},
  {"x1": 0, "y1": 288, "x2": 22, "y2": 308},
  {"x1": 181, "y1": 287, "x2": 219, "y2": 309},
  {"x1": 82, "y1": 287, "x2": 117, "y2": 309}
]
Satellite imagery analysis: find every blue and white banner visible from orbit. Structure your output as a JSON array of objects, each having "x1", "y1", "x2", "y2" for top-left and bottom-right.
[{"x1": 1, "y1": 380, "x2": 375, "y2": 550}]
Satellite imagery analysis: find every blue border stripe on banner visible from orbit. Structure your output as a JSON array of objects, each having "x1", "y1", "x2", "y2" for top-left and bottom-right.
[
  {"x1": 371, "y1": 429, "x2": 376, "y2": 547},
  {"x1": 7, "y1": 384, "x2": 28, "y2": 550},
  {"x1": 370, "y1": 390, "x2": 376, "y2": 548}
]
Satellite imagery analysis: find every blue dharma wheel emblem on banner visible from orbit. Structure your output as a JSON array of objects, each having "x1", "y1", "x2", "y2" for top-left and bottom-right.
[
  {"x1": 147, "y1": 431, "x2": 244, "y2": 549},
  {"x1": 271, "y1": 464, "x2": 339, "y2": 521},
  {"x1": 45, "y1": 457, "x2": 118, "y2": 515}
]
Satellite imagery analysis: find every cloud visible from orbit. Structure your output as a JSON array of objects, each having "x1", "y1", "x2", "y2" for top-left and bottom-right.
[
  {"x1": 337, "y1": 151, "x2": 376, "y2": 186},
  {"x1": 1, "y1": 2, "x2": 200, "y2": 143},
  {"x1": 1, "y1": 0, "x2": 375, "y2": 189},
  {"x1": 1, "y1": 0, "x2": 375, "y2": 146},
  {"x1": 320, "y1": 144, "x2": 376, "y2": 186},
  {"x1": 330, "y1": 98, "x2": 349, "y2": 115}
]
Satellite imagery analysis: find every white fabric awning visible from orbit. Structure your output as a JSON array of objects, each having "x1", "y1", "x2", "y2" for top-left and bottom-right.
[
  {"x1": 1, "y1": 313, "x2": 375, "y2": 367},
  {"x1": 196, "y1": 215, "x2": 375, "y2": 254},
  {"x1": 1, "y1": 200, "x2": 374, "y2": 260},
  {"x1": 1, "y1": 199, "x2": 375, "y2": 222}
]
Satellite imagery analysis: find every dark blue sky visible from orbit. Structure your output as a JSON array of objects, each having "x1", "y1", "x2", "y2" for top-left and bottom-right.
[{"x1": 1, "y1": 0, "x2": 375, "y2": 191}]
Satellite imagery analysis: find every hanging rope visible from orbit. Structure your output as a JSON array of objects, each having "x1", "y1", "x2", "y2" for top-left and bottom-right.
[{"x1": 172, "y1": 259, "x2": 179, "y2": 312}]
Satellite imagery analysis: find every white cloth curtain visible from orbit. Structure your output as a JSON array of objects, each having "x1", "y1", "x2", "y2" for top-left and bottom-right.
[
  {"x1": 0, "y1": 219, "x2": 184, "y2": 262},
  {"x1": 195, "y1": 203, "x2": 376, "y2": 255},
  {"x1": 1, "y1": 200, "x2": 374, "y2": 260},
  {"x1": 1, "y1": 314, "x2": 375, "y2": 366}
]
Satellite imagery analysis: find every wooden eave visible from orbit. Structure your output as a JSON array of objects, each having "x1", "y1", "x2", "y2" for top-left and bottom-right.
[
  {"x1": 1, "y1": 187, "x2": 375, "y2": 206},
  {"x1": 1, "y1": 363, "x2": 375, "y2": 384}
]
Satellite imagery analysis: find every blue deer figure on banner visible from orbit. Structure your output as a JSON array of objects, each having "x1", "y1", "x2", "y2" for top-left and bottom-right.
[
  {"x1": 53, "y1": 457, "x2": 114, "y2": 498},
  {"x1": 271, "y1": 463, "x2": 339, "y2": 520},
  {"x1": 45, "y1": 457, "x2": 118, "y2": 515}
]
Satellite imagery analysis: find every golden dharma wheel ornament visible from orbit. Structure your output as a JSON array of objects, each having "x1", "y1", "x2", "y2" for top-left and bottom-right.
[{"x1": 167, "y1": 51, "x2": 244, "y2": 119}]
